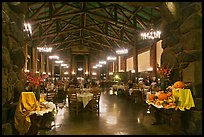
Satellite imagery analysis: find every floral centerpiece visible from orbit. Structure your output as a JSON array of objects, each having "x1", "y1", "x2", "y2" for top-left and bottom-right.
[
  {"x1": 157, "y1": 66, "x2": 173, "y2": 92},
  {"x1": 24, "y1": 70, "x2": 48, "y2": 101},
  {"x1": 157, "y1": 66, "x2": 172, "y2": 78}
]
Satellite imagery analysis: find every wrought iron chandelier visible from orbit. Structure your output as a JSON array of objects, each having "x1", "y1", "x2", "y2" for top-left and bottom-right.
[
  {"x1": 140, "y1": 24, "x2": 161, "y2": 40},
  {"x1": 140, "y1": 8, "x2": 161, "y2": 40}
]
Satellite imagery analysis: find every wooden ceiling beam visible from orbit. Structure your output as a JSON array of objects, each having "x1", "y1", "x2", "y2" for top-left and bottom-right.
[
  {"x1": 32, "y1": 27, "x2": 81, "y2": 40},
  {"x1": 28, "y1": 2, "x2": 47, "y2": 20},
  {"x1": 48, "y1": 38, "x2": 82, "y2": 47},
  {"x1": 53, "y1": 4, "x2": 66, "y2": 16},
  {"x1": 27, "y1": 10, "x2": 83, "y2": 23},
  {"x1": 86, "y1": 11, "x2": 139, "y2": 32},
  {"x1": 118, "y1": 7, "x2": 133, "y2": 26},
  {"x1": 84, "y1": 39, "x2": 112, "y2": 49},
  {"x1": 84, "y1": 28, "x2": 129, "y2": 44}
]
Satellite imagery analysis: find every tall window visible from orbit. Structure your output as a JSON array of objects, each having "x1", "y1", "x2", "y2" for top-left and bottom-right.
[
  {"x1": 126, "y1": 57, "x2": 133, "y2": 71},
  {"x1": 138, "y1": 50, "x2": 150, "y2": 72}
]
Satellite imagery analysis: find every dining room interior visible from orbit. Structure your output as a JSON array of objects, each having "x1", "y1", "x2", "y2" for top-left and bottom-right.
[{"x1": 2, "y1": 2, "x2": 202, "y2": 135}]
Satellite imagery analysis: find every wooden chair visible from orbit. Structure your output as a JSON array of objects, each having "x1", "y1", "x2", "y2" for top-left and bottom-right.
[
  {"x1": 131, "y1": 88, "x2": 144, "y2": 104},
  {"x1": 46, "y1": 89, "x2": 57, "y2": 103},
  {"x1": 67, "y1": 88, "x2": 82, "y2": 115},
  {"x1": 90, "y1": 88, "x2": 101, "y2": 114}
]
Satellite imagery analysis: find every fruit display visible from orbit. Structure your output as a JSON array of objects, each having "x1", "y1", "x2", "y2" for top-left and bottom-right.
[
  {"x1": 173, "y1": 81, "x2": 185, "y2": 89},
  {"x1": 146, "y1": 90, "x2": 177, "y2": 109}
]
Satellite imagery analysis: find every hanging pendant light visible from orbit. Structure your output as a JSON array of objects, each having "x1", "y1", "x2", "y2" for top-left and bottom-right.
[{"x1": 140, "y1": 8, "x2": 161, "y2": 40}]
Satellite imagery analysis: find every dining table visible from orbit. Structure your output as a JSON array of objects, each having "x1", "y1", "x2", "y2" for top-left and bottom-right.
[{"x1": 77, "y1": 91, "x2": 93, "y2": 108}]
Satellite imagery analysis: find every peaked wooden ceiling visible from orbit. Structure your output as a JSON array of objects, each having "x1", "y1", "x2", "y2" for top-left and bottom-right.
[{"x1": 25, "y1": 2, "x2": 162, "y2": 58}]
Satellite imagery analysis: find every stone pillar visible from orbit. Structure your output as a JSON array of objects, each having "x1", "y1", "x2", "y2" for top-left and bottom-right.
[{"x1": 40, "y1": 52, "x2": 45, "y2": 73}]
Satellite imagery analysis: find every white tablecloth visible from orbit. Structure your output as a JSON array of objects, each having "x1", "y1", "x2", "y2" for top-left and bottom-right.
[
  {"x1": 29, "y1": 101, "x2": 57, "y2": 116},
  {"x1": 77, "y1": 92, "x2": 93, "y2": 108}
]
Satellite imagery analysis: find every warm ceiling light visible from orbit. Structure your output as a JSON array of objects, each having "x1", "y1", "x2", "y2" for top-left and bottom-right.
[
  {"x1": 96, "y1": 64, "x2": 102, "y2": 67},
  {"x1": 64, "y1": 72, "x2": 68, "y2": 75},
  {"x1": 49, "y1": 55, "x2": 59, "y2": 60},
  {"x1": 72, "y1": 71, "x2": 75, "y2": 75},
  {"x1": 131, "y1": 70, "x2": 135, "y2": 73},
  {"x1": 140, "y1": 8, "x2": 161, "y2": 40},
  {"x1": 141, "y1": 29, "x2": 161, "y2": 40},
  {"x1": 107, "y1": 56, "x2": 116, "y2": 61},
  {"x1": 99, "y1": 61, "x2": 106, "y2": 64},
  {"x1": 61, "y1": 64, "x2": 68, "y2": 67},
  {"x1": 24, "y1": 23, "x2": 32, "y2": 35},
  {"x1": 116, "y1": 48, "x2": 128, "y2": 55},
  {"x1": 64, "y1": 66, "x2": 69, "y2": 68},
  {"x1": 92, "y1": 72, "x2": 97, "y2": 75},
  {"x1": 78, "y1": 68, "x2": 83, "y2": 71},
  {"x1": 55, "y1": 60, "x2": 63, "y2": 64},
  {"x1": 37, "y1": 47, "x2": 52, "y2": 52},
  {"x1": 93, "y1": 66, "x2": 97, "y2": 69},
  {"x1": 109, "y1": 72, "x2": 113, "y2": 75}
]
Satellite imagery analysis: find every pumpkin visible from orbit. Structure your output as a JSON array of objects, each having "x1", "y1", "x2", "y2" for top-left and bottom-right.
[
  {"x1": 158, "y1": 93, "x2": 168, "y2": 100},
  {"x1": 148, "y1": 94, "x2": 155, "y2": 100},
  {"x1": 173, "y1": 81, "x2": 185, "y2": 89}
]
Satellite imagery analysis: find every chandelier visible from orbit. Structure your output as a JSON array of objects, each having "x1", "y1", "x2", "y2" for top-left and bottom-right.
[
  {"x1": 140, "y1": 24, "x2": 161, "y2": 40},
  {"x1": 116, "y1": 48, "x2": 128, "y2": 55},
  {"x1": 37, "y1": 46, "x2": 52, "y2": 52},
  {"x1": 140, "y1": 8, "x2": 161, "y2": 40}
]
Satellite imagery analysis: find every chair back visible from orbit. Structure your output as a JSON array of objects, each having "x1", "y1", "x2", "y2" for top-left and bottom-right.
[{"x1": 67, "y1": 88, "x2": 79, "y2": 115}]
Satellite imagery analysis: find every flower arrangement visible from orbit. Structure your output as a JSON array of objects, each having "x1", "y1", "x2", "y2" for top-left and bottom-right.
[
  {"x1": 25, "y1": 70, "x2": 49, "y2": 88},
  {"x1": 157, "y1": 66, "x2": 172, "y2": 78}
]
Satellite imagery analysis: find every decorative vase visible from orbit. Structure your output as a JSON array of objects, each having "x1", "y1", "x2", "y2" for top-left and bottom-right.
[{"x1": 160, "y1": 78, "x2": 170, "y2": 92}]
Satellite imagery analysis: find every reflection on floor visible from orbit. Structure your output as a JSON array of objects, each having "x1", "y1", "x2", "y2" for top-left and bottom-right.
[{"x1": 38, "y1": 88, "x2": 174, "y2": 135}]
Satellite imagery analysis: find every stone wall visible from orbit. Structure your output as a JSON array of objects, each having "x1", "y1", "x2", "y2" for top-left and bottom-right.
[
  {"x1": 2, "y1": 2, "x2": 27, "y2": 126},
  {"x1": 159, "y1": 2, "x2": 202, "y2": 134}
]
